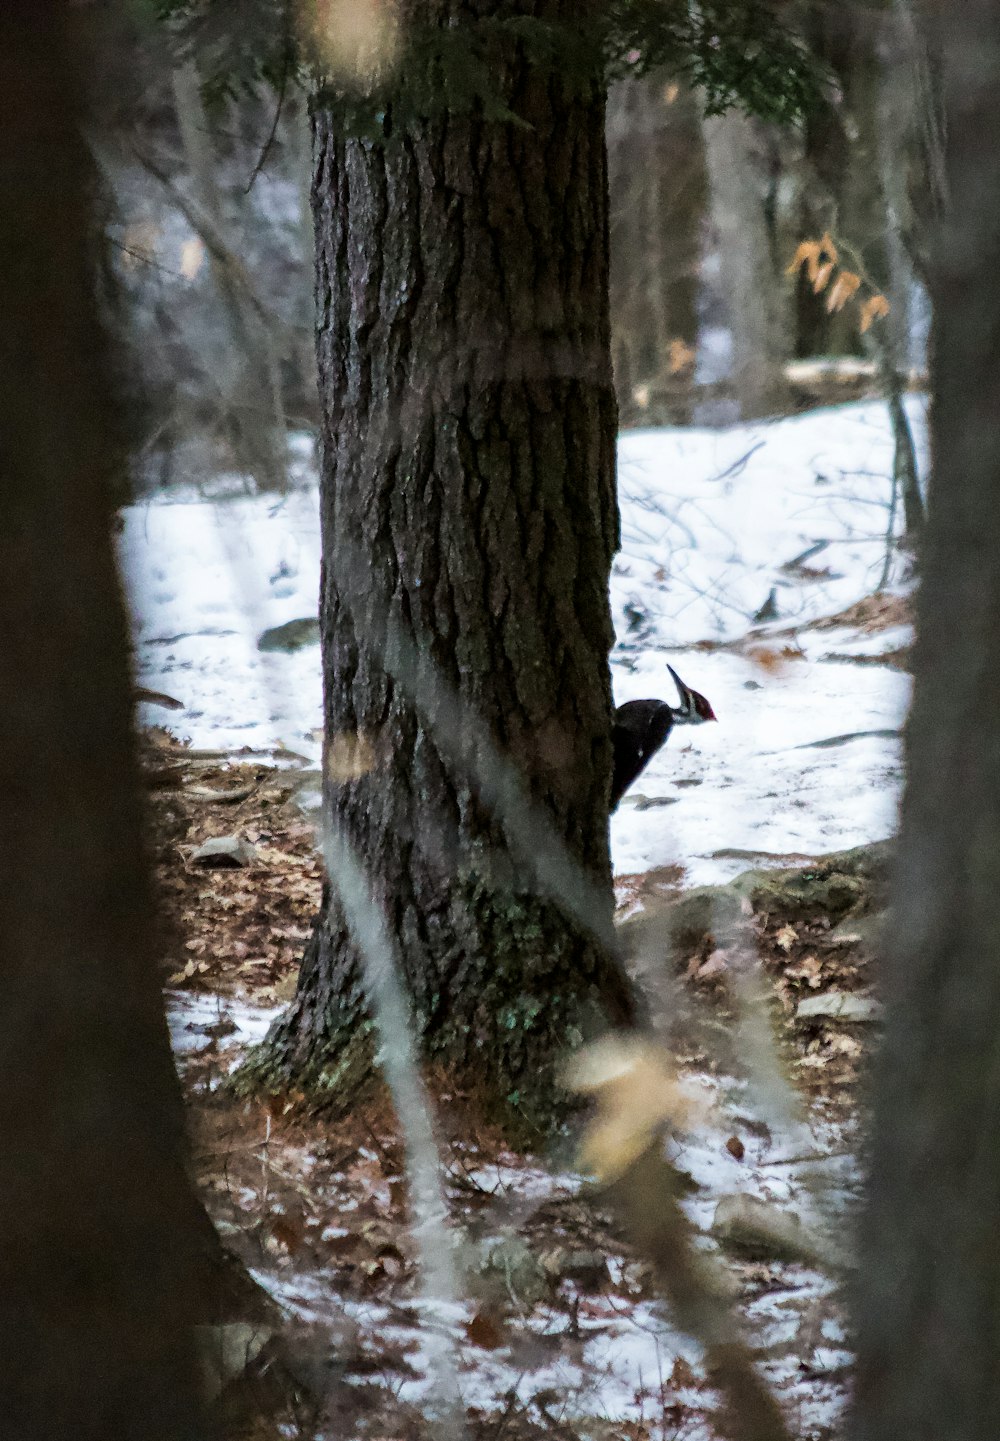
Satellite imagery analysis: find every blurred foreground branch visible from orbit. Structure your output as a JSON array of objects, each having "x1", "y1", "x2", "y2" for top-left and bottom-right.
[{"x1": 608, "y1": 1144, "x2": 793, "y2": 1441}]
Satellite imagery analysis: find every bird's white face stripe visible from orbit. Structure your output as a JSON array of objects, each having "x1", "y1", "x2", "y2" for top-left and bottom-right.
[
  {"x1": 672, "y1": 686, "x2": 696, "y2": 723},
  {"x1": 666, "y1": 664, "x2": 712, "y2": 725},
  {"x1": 668, "y1": 664, "x2": 692, "y2": 719}
]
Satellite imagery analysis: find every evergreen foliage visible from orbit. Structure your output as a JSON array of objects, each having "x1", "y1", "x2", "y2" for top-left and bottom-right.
[
  {"x1": 605, "y1": 0, "x2": 825, "y2": 123},
  {"x1": 148, "y1": 0, "x2": 829, "y2": 126},
  {"x1": 150, "y1": 0, "x2": 296, "y2": 106}
]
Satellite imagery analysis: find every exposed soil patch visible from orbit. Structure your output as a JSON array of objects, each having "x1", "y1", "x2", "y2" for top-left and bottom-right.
[
  {"x1": 820, "y1": 647, "x2": 911, "y2": 671},
  {"x1": 614, "y1": 863, "x2": 687, "y2": 916}
]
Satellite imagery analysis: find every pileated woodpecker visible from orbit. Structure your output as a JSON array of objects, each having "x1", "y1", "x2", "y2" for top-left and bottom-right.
[{"x1": 611, "y1": 665, "x2": 716, "y2": 810}]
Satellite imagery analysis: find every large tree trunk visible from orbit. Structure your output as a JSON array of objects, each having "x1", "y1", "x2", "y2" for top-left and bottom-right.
[
  {"x1": 258, "y1": 2, "x2": 633, "y2": 1134},
  {"x1": 849, "y1": 3, "x2": 1000, "y2": 1436},
  {"x1": 0, "y1": 5, "x2": 209, "y2": 1437}
]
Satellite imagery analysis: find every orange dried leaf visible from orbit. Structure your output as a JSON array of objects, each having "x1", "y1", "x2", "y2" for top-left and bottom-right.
[
  {"x1": 786, "y1": 239, "x2": 821, "y2": 279},
  {"x1": 268, "y1": 1215, "x2": 305, "y2": 1255},
  {"x1": 826, "y1": 270, "x2": 861, "y2": 313},
  {"x1": 745, "y1": 644, "x2": 803, "y2": 675},
  {"x1": 668, "y1": 337, "x2": 695, "y2": 375},
  {"x1": 466, "y1": 1309, "x2": 506, "y2": 1350},
  {"x1": 859, "y1": 293, "x2": 891, "y2": 333},
  {"x1": 812, "y1": 260, "x2": 836, "y2": 294},
  {"x1": 787, "y1": 954, "x2": 823, "y2": 988}
]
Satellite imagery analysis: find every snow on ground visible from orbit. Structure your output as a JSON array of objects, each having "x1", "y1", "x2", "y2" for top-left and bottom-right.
[
  {"x1": 123, "y1": 397, "x2": 925, "y2": 887},
  {"x1": 143, "y1": 403, "x2": 914, "y2": 1434},
  {"x1": 172, "y1": 979, "x2": 861, "y2": 1434},
  {"x1": 167, "y1": 988, "x2": 282, "y2": 1056},
  {"x1": 122, "y1": 481, "x2": 323, "y2": 759},
  {"x1": 261, "y1": 1273, "x2": 712, "y2": 1430},
  {"x1": 613, "y1": 399, "x2": 924, "y2": 646},
  {"x1": 611, "y1": 648, "x2": 908, "y2": 883},
  {"x1": 236, "y1": 1099, "x2": 856, "y2": 1438}
]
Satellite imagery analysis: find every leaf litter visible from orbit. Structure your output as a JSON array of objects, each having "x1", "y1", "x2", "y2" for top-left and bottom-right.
[
  {"x1": 153, "y1": 745, "x2": 880, "y2": 1441},
  {"x1": 129, "y1": 402, "x2": 919, "y2": 1436}
]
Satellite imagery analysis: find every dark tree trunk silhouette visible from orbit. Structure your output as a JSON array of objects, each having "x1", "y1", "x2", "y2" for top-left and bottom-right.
[
  {"x1": 850, "y1": 2, "x2": 1000, "y2": 1435},
  {"x1": 0, "y1": 6, "x2": 227, "y2": 1435},
  {"x1": 258, "y1": 1, "x2": 634, "y2": 1133}
]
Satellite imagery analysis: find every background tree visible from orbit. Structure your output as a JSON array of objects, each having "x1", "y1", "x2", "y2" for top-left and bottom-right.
[
  {"x1": 83, "y1": 6, "x2": 316, "y2": 495},
  {"x1": 849, "y1": 1, "x2": 1000, "y2": 1435},
  {"x1": 701, "y1": 107, "x2": 796, "y2": 419},
  {"x1": 791, "y1": 3, "x2": 882, "y2": 357},
  {"x1": 607, "y1": 75, "x2": 706, "y2": 425}
]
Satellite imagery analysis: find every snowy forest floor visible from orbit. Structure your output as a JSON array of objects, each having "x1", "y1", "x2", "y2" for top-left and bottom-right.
[
  {"x1": 154, "y1": 736, "x2": 881, "y2": 1441},
  {"x1": 128, "y1": 397, "x2": 925, "y2": 1439},
  {"x1": 125, "y1": 398, "x2": 921, "y2": 888}
]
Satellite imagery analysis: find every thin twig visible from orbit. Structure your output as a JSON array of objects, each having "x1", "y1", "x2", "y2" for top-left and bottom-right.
[
  {"x1": 107, "y1": 236, "x2": 187, "y2": 279},
  {"x1": 115, "y1": 136, "x2": 279, "y2": 332},
  {"x1": 244, "y1": 44, "x2": 292, "y2": 194},
  {"x1": 879, "y1": 448, "x2": 900, "y2": 589},
  {"x1": 831, "y1": 232, "x2": 924, "y2": 540}
]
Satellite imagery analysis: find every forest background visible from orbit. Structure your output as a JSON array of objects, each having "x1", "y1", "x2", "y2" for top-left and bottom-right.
[{"x1": 4, "y1": 3, "x2": 994, "y2": 1441}]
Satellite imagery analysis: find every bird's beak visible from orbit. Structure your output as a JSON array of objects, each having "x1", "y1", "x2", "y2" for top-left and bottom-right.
[{"x1": 667, "y1": 664, "x2": 695, "y2": 718}]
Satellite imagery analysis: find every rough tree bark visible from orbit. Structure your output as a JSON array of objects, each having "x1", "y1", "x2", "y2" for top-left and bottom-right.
[
  {"x1": 255, "y1": 0, "x2": 634, "y2": 1134},
  {"x1": 850, "y1": 4, "x2": 1000, "y2": 1437}
]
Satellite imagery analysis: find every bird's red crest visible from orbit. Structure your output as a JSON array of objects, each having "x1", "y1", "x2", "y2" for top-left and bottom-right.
[
  {"x1": 666, "y1": 664, "x2": 716, "y2": 725},
  {"x1": 694, "y1": 692, "x2": 717, "y2": 722}
]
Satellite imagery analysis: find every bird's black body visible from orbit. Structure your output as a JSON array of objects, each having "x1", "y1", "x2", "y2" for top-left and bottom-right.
[
  {"x1": 611, "y1": 701, "x2": 677, "y2": 809},
  {"x1": 610, "y1": 666, "x2": 716, "y2": 810}
]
